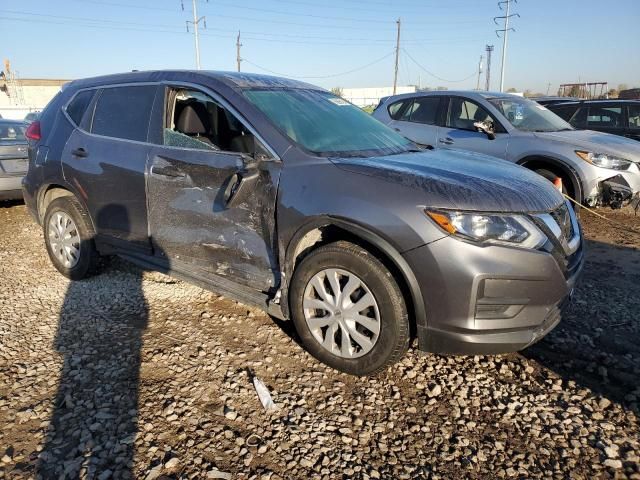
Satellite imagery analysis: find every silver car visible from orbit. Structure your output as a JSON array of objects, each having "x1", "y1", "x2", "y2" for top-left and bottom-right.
[
  {"x1": 373, "y1": 91, "x2": 640, "y2": 208},
  {"x1": 0, "y1": 119, "x2": 29, "y2": 201}
]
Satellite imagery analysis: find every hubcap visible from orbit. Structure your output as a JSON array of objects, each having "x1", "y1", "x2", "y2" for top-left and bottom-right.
[
  {"x1": 303, "y1": 268, "x2": 380, "y2": 358},
  {"x1": 48, "y1": 211, "x2": 81, "y2": 269}
]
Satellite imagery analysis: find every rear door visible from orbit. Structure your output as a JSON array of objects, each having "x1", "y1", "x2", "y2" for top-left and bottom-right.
[
  {"x1": 62, "y1": 84, "x2": 157, "y2": 253},
  {"x1": 387, "y1": 96, "x2": 442, "y2": 148},
  {"x1": 145, "y1": 84, "x2": 281, "y2": 292},
  {"x1": 437, "y1": 96, "x2": 509, "y2": 159}
]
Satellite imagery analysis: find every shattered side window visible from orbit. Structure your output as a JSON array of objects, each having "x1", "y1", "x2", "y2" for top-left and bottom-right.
[{"x1": 244, "y1": 88, "x2": 414, "y2": 157}]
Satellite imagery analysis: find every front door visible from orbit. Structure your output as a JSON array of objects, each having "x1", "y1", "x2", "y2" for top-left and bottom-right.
[
  {"x1": 437, "y1": 96, "x2": 509, "y2": 159},
  {"x1": 146, "y1": 85, "x2": 281, "y2": 292}
]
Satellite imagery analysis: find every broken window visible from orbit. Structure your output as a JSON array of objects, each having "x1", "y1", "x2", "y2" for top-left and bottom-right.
[{"x1": 164, "y1": 88, "x2": 256, "y2": 155}]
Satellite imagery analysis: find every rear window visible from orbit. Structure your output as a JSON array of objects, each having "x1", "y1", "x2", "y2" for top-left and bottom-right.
[
  {"x1": 0, "y1": 123, "x2": 26, "y2": 143},
  {"x1": 66, "y1": 90, "x2": 95, "y2": 126},
  {"x1": 91, "y1": 85, "x2": 156, "y2": 142}
]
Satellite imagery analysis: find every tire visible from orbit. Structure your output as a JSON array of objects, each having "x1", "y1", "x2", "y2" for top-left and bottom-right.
[
  {"x1": 43, "y1": 196, "x2": 99, "y2": 280},
  {"x1": 289, "y1": 241, "x2": 410, "y2": 376}
]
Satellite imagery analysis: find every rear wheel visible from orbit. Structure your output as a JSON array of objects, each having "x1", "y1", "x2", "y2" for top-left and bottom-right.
[
  {"x1": 43, "y1": 196, "x2": 99, "y2": 280},
  {"x1": 290, "y1": 241, "x2": 410, "y2": 376}
]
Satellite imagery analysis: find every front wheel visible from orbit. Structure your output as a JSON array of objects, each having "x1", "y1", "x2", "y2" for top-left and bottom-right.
[{"x1": 289, "y1": 241, "x2": 410, "y2": 376}]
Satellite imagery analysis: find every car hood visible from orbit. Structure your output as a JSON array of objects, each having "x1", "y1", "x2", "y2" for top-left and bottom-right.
[
  {"x1": 331, "y1": 149, "x2": 564, "y2": 213},
  {"x1": 534, "y1": 130, "x2": 640, "y2": 160}
]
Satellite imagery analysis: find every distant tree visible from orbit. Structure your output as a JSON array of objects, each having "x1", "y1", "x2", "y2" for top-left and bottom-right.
[
  {"x1": 523, "y1": 89, "x2": 533, "y2": 97},
  {"x1": 330, "y1": 87, "x2": 344, "y2": 97},
  {"x1": 417, "y1": 86, "x2": 431, "y2": 92},
  {"x1": 568, "y1": 85, "x2": 582, "y2": 97},
  {"x1": 608, "y1": 88, "x2": 619, "y2": 98},
  {"x1": 618, "y1": 83, "x2": 629, "y2": 92},
  {"x1": 506, "y1": 87, "x2": 518, "y2": 93},
  {"x1": 435, "y1": 86, "x2": 448, "y2": 91}
]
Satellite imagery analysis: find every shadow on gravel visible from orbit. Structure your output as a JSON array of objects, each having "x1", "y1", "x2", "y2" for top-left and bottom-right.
[
  {"x1": 37, "y1": 209, "x2": 150, "y2": 479},
  {"x1": 523, "y1": 239, "x2": 640, "y2": 413},
  {"x1": 0, "y1": 199, "x2": 24, "y2": 208}
]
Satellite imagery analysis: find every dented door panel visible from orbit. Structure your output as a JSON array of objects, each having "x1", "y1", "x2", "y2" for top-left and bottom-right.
[{"x1": 146, "y1": 146, "x2": 280, "y2": 291}]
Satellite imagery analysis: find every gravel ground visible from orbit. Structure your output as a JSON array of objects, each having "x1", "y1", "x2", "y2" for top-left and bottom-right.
[{"x1": 0, "y1": 201, "x2": 639, "y2": 480}]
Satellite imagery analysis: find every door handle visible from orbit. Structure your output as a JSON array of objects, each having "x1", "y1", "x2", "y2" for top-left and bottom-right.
[
  {"x1": 150, "y1": 165, "x2": 186, "y2": 178},
  {"x1": 71, "y1": 147, "x2": 88, "y2": 158},
  {"x1": 438, "y1": 137, "x2": 454, "y2": 145}
]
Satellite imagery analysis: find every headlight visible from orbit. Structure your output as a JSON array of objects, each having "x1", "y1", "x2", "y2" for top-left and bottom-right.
[
  {"x1": 425, "y1": 210, "x2": 547, "y2": 249},
  {"x1": 575, "y1": 151, "x2": 632, "y2": 170}
]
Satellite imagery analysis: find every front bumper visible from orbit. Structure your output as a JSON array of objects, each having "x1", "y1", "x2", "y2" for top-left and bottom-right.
[
  {"x1": 0, "y1": 175, "x2": 25, "y2": 201},
  {"x1": 583, "y1": 162, "x2": 640, "y2": 208},
  {"x1": 404, "y1": 235, "x2": 584, "y2": 355}
]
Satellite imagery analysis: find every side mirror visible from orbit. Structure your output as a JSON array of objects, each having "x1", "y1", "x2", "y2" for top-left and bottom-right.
[{"x1": 474, "y1": 121, "x2": 496, "y2": 140}]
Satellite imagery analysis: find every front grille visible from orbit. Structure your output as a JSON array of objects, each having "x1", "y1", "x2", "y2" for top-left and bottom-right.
[
  {"x1": 550, "y1": 203, "x2": 574, "y2": 240},
  {"x1": 532, "y1": 202, "x2": 582, "y2": 279}
]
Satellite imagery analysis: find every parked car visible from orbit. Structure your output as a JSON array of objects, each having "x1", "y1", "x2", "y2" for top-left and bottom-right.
[
  {"x1": 0, "y1": 119, "x2": 29, "y2": 201},
  {"x1": 532, "y1": 96, "x2": 581, "y2": 106},
  {"x1": 373, "y1": 91, "x2": 640, "y2": 209},
  {"x1": 546, "y1": 100, "x2": 640, "y2": 142},
  {"x1": 23, "y1": 71, "x2": 583, "y2": 375},
  {"x1": 24, "y1": 112, "x2": 40, "y2": 122}
]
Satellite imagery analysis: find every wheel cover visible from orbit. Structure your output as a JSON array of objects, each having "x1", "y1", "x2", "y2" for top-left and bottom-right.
[
  {"x1": 48, "y1": 211, "x2": 81, "y2": 269},
  {"x1": 303, "y1": 268, "x2": 381, "y2": 359}
]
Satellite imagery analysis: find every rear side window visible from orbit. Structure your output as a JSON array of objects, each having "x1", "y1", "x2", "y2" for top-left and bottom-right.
[
  {"x1": 587, "y1": 106, "x2": 623, "y2": 128},
  {"x1": 406, "y1": 97, "x2": 439, "y2": 124},
  {"x1": 627, "y1": 105, "x2": 640, "y2": 130},
  {"x1": 66, "y1": 90, "x2": 95, "y2": 126},
  {"x1": 91, "y1": 85, "x2": 156, "y2": 142}
]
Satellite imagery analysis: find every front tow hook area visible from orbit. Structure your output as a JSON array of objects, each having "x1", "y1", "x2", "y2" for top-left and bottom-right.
[{"x1": 586, "y1": 174, "x2": 636, "y2": 209}]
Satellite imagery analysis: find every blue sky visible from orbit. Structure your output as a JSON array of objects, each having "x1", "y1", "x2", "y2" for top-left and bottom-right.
[{"x1": 2, "y1": 0, "x2": 639, "y2": 93}]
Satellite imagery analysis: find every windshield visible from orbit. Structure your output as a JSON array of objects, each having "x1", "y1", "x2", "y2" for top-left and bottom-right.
[
  {"x1": 0, "y1": 123, "x2": 27, "y2": 143},
  {"x1": 488, "y1": 97, "x2": 573, "y2": 132},
  {"x1": 244, "y1": 89, "x2": 414, "y2": 157}
]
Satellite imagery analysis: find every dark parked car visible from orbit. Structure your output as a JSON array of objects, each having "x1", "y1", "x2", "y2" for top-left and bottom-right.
[
  {"x1": 547, "y1": 100, "x2": 640, "y2": 141},
  {"x1": 23, "y1": 71, "x2": 583, "y2": 375},
  {"x1": 0, "y1": 119, "x2": 29, "y2": 200},
  {"x1": 532, "y1": 96, "x2": 580, "y2": 106}
]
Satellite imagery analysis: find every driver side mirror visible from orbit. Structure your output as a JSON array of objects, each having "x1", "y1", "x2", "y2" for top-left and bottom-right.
[{"x1": 474, "y1": 121, "x2": 496, "y2": 140}]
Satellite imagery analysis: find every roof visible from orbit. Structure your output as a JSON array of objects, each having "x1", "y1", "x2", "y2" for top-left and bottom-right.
[
  {"x1": 547, "y1": 99, "x2": 640, "y2": 106},
  {"x1": 381, "y1": 89, "x2": 520, "y2": 102},
  {"x1": 66, "y1": 70, "x2": 322, "y2": 91}
]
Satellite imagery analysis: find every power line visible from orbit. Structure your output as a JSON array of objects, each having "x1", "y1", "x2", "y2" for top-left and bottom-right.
[
  {"x1": 242, "y1": 51, "x2": 395, "y2": 79},
  {"x1": 403, "y1": 48, "x2": 477, "y2": 83}
]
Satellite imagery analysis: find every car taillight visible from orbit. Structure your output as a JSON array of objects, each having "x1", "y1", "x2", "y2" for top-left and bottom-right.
[{"x1": 25, "y1": 121, "x2": 41, "y2": 141}]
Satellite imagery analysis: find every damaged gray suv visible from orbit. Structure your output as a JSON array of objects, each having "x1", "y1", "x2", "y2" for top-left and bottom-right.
[{"x1": 23, "y1": 71, "x2": 583, "y2": 375}]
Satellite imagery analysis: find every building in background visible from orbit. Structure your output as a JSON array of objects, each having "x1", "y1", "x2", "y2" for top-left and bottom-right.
[
  {"x1": 0, "y1": 61, "x2": 68, "y2": 119},
  {"x1": 341, "y1": 86, "x2": 417, "y2": 108}
]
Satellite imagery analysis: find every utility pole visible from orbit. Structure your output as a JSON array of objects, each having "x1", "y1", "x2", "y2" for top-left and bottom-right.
[
  {"x1": 546, "y1": 82, "x2": 552, "y2": 95},
  {"x1": 183, "y1": 0, "x2": 207, "y2": 69},
  {"x1": 494, "y1": 0, "x2": 519, "y2": 92},
  {"x1": 485, "y1": 45, "x2": 494, "y2": 91},
  {"x1": 393, "y1": 18, "x2": 401, "y2": 95},
  {"x1": 236, "y1": 31, "x2": 242, "y2": 72},
  {"x1": 476, "y1": 55, "x2": 483, "y2": 90}
]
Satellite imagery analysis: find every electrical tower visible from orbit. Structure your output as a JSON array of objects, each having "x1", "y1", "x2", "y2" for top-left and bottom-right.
[
  {"x1": 236, "y1": 31, "x2": 242, "y2": 72},
  {"x1": 476, "y1": 55, "x2": 483, "y2": 90},
  {"x1": 494, "y1": 0, "x2": 519, "y2": 92},
  {"x1": 485, "y1": 45, "x2": 494, "y2": 91},
  {"x1": 183, "y1": 0, "x2": 207, "y2": 69},
  {"x1": 2, "y1": 60, "x2": 25, "y2": 106}
]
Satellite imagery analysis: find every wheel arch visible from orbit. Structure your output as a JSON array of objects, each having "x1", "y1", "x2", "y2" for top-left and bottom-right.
[
  {"x1": 37, "y1": 183, "x2": 94, "y2": 230},
  {"x1": 283, "y1": 217, "x2": 428, "y2": 335},
  {"x1": 517, "y1": 155, "x2": 583, "y2": 202}
]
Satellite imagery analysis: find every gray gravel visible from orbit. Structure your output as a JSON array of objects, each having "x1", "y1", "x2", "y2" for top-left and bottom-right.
[{"x1": 0, "y1": 202, "x2": 639, "y2": 479}]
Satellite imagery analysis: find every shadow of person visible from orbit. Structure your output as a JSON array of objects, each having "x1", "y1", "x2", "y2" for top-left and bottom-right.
[{"x1": 37, "y1": 205, "x2": 153, "y2": 479}]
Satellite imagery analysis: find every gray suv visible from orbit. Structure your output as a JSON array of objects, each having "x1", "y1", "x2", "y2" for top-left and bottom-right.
[
  {"x1": 23, "y1": 71, "x2": 583, "y2": 375},
  {"x1": 373, "y1": 91, "x2": 640, "y2": 209}
]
